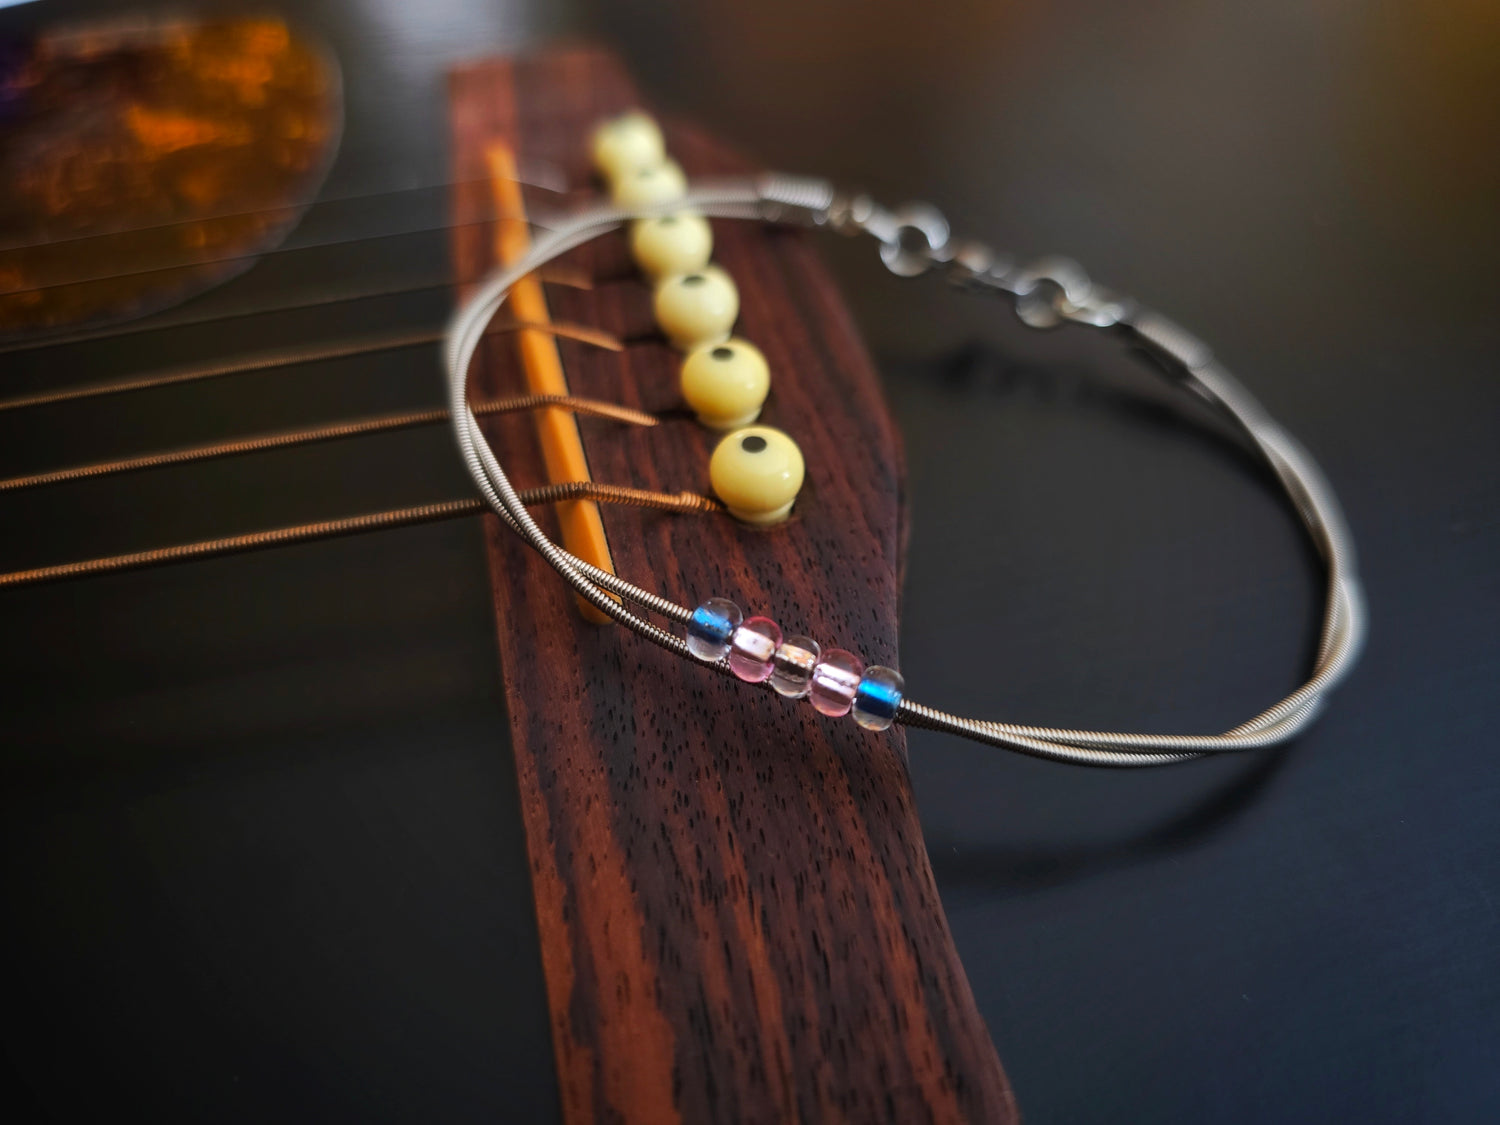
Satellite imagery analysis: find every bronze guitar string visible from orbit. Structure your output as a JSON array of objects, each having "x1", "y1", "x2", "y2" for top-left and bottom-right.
[
  {"x1": 0, "y1": 317, "x2": 620, "y2": 414},
  {"x1": 0, "y1": 169, "x2": 567, "y2": 258},
  {"x1": 0, "y1": 239, "x2": 719, "y2": 586},
  {"x1": 0, "y1": 266, "x2": 592, "y2": 358},
  {"x1": 0, "y1": 169, "x2": 581, "y2": 303},
  {"x1": 0, "y1": 393, "x2": 657, "y2": 494},
  {"x1": 0, "y1": 483, "x2": 719, "y2": 591}
]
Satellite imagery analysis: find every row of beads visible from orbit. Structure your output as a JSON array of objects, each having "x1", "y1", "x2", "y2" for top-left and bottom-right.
[
  {"x1": 589, "y1": 110, "x2": 806, "y2": 527},
  {"x1": 686, "y1": 598, "x2": 905, "y2": 732}
]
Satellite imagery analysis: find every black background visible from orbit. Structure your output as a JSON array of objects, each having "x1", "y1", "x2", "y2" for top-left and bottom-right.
[{"x1": 3, "y1": 1, "x2": 1497, "y2": 1121}]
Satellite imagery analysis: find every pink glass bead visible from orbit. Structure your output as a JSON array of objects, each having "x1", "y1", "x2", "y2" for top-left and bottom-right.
[
  {"x1": 808, "y1": 648, "x2": 864, "y2": 717},
  {"x1": 728, "y1": 616, "x2": 782, "y2": 682},
  {"x1": 770, "y1": 635, "x2": 820, "y2": 698}
]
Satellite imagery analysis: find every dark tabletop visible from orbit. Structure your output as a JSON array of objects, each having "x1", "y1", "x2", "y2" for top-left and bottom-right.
[{"x1": 2, "y1": 1, "x2": 1497, "y2": 1122}]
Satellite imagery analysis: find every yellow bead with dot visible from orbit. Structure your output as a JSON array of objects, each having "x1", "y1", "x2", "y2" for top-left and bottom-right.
[
  {"x1": 630, "y1": 212, "x2": 713, "y2": 280},
  {"x1": 681, "y1": 338, "x2": 770, "y2": 429},
  {"x1": 611, "y1": 158, "x2": 687, "y2": 208},
  {"x1": 653, "y1": 266, "x2": 739, "y2": 350},
  {"x1": 709, "y1": 426, "x2": 805, "y2": 525},
  {"x1": 589, "y1": 111, "x2": 665, "y2": 181}
]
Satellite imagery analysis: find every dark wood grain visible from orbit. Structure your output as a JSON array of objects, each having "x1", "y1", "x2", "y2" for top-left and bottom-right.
[{"x1": 449, "y1": 47, "x2": 1017, "y2": 1124}]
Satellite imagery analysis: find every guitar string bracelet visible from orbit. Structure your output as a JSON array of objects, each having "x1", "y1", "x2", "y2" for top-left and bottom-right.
[{"x1": 444, "y1": 175, "x2": 1367, "y2": 767}]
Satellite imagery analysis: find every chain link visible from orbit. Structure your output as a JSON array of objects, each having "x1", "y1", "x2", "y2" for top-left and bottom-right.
[{"x1": 827, "y1": 190, "x2": 1136, "y2": 329}]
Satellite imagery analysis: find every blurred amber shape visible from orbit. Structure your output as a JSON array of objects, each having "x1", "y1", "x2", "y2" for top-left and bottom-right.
[{"x1": 0, "y1": 17, "x2": 341, "y2": 338}]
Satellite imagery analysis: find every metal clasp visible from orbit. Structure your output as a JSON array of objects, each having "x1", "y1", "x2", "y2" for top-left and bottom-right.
[
  {"x1": 819, "y1": 194, "x2": 953, "y2": 278},
  {"x1": 874, "y1": 202, "x2": 951, "y2": 278},
  {"x1": 1011, "y1": 256, "x2": 1131, "y2": 329},
  {"x1": 764, "y1": 181, "x2": 1133, "y2": 329}
]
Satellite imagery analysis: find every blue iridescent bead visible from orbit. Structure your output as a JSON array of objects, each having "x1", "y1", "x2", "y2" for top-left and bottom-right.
[
  {"x1": 686, "y1": 598, "x2": 743, "y2": 661},
  {"x1": 851, "y1": 665, "x2": 905, "y2": 731}
]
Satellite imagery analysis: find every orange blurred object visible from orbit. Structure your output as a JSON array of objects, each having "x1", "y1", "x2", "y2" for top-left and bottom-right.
[{"x1": 0, "y1": 16, "x2": 341, "y2": 338}]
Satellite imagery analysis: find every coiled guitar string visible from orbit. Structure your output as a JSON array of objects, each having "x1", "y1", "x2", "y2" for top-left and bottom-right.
[{"x1": 445, "y1": 176, "x2": 1367, "y2": 768}]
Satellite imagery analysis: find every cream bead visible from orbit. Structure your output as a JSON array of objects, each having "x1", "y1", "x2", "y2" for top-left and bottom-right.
[
  {"x1": 630, "y1": 212, "x2": 713, "y2": 280},
  {"x1": 681, "y1": 338, "x2": 770, "y2": 429},
  {"x1": 709, "y1": 426, "x2": 805, "y2": 525},
  {"x1": 589, "y1": 111, "x2": 665, "y2": 181},
  {"x1": 611, "y1": 158, "x2": 687, "y2": 208},
  {"x1": 653, "y1": 266, "x2": 739, "y2": 350}
]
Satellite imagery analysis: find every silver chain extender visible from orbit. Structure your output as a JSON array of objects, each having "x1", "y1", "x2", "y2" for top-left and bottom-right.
[{"x1": 446, "y1": 175, "x2": 1367, "y2": 768}]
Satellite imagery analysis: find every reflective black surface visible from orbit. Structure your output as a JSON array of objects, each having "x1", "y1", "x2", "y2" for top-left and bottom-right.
[{"x1": 3, "y1": 1, "x2": 1497, "y2": 1121}]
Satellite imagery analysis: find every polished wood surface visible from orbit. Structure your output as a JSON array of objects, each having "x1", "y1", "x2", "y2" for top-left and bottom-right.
[{"x1": 450, "y1": 48, "x2": 1016, "y2": 1124}]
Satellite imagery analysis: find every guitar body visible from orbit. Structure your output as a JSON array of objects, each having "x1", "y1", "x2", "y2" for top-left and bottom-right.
[{"x1": 449, "y1": 49, "x2": 1017, "y2": 1124}]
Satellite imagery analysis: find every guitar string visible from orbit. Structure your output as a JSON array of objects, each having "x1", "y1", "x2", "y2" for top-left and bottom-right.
[
  {"x1": 0, "y1": 393, "x2": 658, "y2": 493},
  {"x1": 1, "y1": 164, "x2": 593, "y2": 303},
  {"x1": 0, "y1": 266, "x2": 593, "y2": 358},
  {"x1": 0, "y1": 173, "x2": 639, "y2": 574},
  {"x1": 0, "y1": 165, "x2": 569, "y2": 255},
  {"x1": 0, "y1": 317, "x2": 622, "y2": 414},
  {"x1": 3, "y1": 191, "x2": 844, "y2": 614},
  {"x1": 0, "y1": 161, "x2": 591, "y2": 361},
  {"x1": 0, "y1": 483, "x2": 721, "y2": 591},
  {"x1": 3, "y1": 214, "x2": 510, "y2": 302},
  {"x1": 0, "y1": 206, "x2": 718, "y2": 581}
]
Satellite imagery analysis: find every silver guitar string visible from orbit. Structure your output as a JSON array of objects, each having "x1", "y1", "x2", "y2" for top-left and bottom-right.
[{"x1": 444, "y1": 176, "x2": 1367, "y2": 767}]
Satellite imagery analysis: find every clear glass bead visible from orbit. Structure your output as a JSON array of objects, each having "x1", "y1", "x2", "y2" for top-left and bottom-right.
[
  {"x1": 686, "y1": 598, "x2": 742, "y2": 661},
  {"x1": 728, "y1": 616, "x2": 782, "y2": 682},
  {"x1": 770, "y1": 635, "x2": 820, "y2": 698},
  {"x1": 809, "y1": 648, "x2": 864, "y2": 717},
  {"x1": 852, "y1": 665, "x2": 905, "y2": 731}
]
